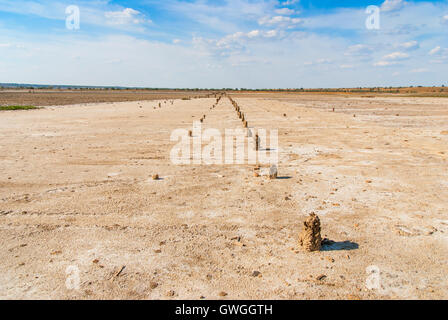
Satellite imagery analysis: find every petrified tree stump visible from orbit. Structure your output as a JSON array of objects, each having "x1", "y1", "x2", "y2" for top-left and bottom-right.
[{"x1": 298, "y1": 213, "x2": 322, "y2": 252}]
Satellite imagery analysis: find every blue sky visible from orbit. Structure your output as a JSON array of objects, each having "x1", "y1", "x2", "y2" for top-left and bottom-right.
[{"x1": 0, "y1": 0, "x2": 447, "y2": 88}]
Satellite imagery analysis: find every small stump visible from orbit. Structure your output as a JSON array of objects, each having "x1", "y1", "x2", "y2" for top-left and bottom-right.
[{"x1": 298, "y1": 213, "x2": 322, "y2": 252}]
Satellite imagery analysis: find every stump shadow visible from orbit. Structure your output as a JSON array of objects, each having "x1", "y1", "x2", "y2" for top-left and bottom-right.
[
  {"x1": 275, "y1": 176, "x2": 292, "y2": 180},
  {"x1": 321, "y1": 239, "x2": 359, "y2": 251}
]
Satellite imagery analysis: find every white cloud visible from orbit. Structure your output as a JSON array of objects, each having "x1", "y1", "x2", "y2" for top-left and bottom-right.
[
  {"x1": 304, "y1": 58, "x2": 332, "y2": 66},
  {"x1": 345, "y1": 44, "x2": 373, "y2": 57},
  {"x1": 217, "y1": 29, "x2": 280, "y2": 44},
  {"x1": 275, "y1": 8, "x2": 296, "y2": 15},
  {"x1": 247, "y1": 30, "x2": 260, "y2": 38},
  {"x1": 429, "y1": 46, "x2": 441, "y2": 55},
  {"x1": 383, "y1": 52, "x2": 410, "y2": 60},
  {"x1": 428, "y1": 47, "x2": 448, "y2": 64},
  {"x1": 264, "y1": 30, "x2": 278, "y2": 38},
  {"x1": 258, "y1": 16, "x2": 302, "y2": 28},
  {"x1": 398, "y1": 40, "x2": 419, "y2": 51},
  {"x1": 282, "y1": 0, "x2": 300, "y2": 5},
  {"x1": 375, "y1": 50, "x2": 412, "y2": 66},
  {"x1": 105, "y1": 8, "x2": 150, "y2": 25},
  {"x1": 193, "y1": 28, "x2": 284, "y2": 58},
  {"x1": 374, "y1": 61, "x2": 398, "y2": 67},
  {"x1": 381, "y1": 0, "x2": 405, "y2": 12}
]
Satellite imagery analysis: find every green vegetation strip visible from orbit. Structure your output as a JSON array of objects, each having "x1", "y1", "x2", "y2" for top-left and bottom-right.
[{"x1": 0, "y1": 105, "x2": 40, "y2": 111}]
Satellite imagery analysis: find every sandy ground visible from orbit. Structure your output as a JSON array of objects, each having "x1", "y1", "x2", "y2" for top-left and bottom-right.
[{"x1": 0, "y1": 94, "x2": 447, "y2": 300}]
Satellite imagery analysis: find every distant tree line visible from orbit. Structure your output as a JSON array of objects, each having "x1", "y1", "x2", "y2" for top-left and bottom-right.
[{"x1": 0, "y1": 84, "x2": 447, "y2": 92}]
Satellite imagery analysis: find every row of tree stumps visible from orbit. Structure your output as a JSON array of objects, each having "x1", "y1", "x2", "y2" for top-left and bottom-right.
[
  {"x1": 227, "y1": 96, "x2": 260, "y2": 151},
  {"x1": 226, "y1": 96, "x2": 325, "y2": 253},
  {"x1": 189, "y1": 93, "x2": 224, "y2": 137},
  {"x1": 227, "y1": 96, "x2": 281, "y2": 182}
]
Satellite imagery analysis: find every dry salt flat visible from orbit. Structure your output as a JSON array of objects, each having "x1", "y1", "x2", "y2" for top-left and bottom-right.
[{"x1": 0, "y1": 93, "x2": 447, "y2": 299}]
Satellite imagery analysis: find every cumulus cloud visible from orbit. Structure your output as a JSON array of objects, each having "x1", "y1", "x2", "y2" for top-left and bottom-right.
[
  {"x1": 442, "y1": 14, "x2": 448, "y2": 24},
  {"x1": 383, "y1": 52, "x2": 410, "y2": 60},
  {"x1": 374, "y1": 51, "x2": 409, "y2": 67},
  {"x1": 428, "y1": 46, "x2": 448, "y2": 64},
  {"x1": 105, "y1": 8, "x2": 151, "y2": 25},
  {"x1": 258, "y1": 16, "x2": 302, "y2": 28},
  {"x1": 193, "y1": 28, "x2": 283, "y2": 58},
  {"x1": 398, "y1": 40, "x2": 419, "y2": 51},
  {"x1": 374, "y1": 61, "x2": 398, "y2": 67},
  {"x1": 282, "y1": 0, "x2": 300, "y2": 5},
  {"x1": 217, "y1": 29, "x2": 281, "y2": 45},
  {"x1": 275, "y1": 8, "x2": 297, "y2": 15},
  {"x1": 429, "y1": 46, "x2": 441, "y2": 55},
  {"x1": 381, "y1": 0, "x2": 405, "y2": 12},
  {"x1": 345, "y1": 44, "x2": 373, "y2": 57},
  {"x1": 304, "y1": 58, "x2": 333, "y2": 66}
]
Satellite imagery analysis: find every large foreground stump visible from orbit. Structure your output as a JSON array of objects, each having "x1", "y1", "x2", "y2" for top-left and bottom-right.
[{"x1": 298, "y1": 213, "x2": 322, "y2": 252}]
